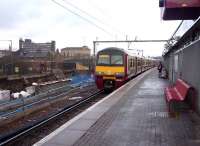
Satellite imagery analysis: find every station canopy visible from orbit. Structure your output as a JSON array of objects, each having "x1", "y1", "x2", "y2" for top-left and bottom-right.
[{"x1": 159, "y1": 0, "x2": 200, "y2": 20}]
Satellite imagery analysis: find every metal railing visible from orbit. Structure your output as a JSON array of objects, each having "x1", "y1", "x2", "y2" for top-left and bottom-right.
[{"x1": 0, "y1": 79, "x2": 94, "y2": 120}]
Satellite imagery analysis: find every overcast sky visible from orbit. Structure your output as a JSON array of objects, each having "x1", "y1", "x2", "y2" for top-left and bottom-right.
[{"x1": 0, "y1": 0, "x2": 180, "y2": 56}]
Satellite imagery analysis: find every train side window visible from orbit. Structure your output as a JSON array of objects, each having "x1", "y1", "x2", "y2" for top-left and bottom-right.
[
  {"x1": 132, "y1": 59, "x2": 134, "y2": 67},
  {"x1": 133, "y1": 58, "x2": 135, "y2": 67},
  {"x1": 130, "y1": 59, "x2": 133, "y2": 67},
  {"x1": 129, "y1": 59, "x2": 132, "y2": 67},
  {"x1": 138, "y1": 60, "x2": 140, "y2": 66},
  {"x1": 135, "y1": 58, "x2": 137, "y2": 67}
]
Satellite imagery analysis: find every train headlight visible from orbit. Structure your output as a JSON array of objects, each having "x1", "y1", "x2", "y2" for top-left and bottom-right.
[
  {"x1": 95, "y1": 71, "x2": 103, "y2": 75},
  {"x1": 115, "y1": 72, "x2": 124, "y2": 77}
]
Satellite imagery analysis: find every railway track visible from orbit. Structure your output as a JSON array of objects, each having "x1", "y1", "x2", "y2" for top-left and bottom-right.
[{"x1": 0, "y1": 89, "x2": 104, "y2": 146}]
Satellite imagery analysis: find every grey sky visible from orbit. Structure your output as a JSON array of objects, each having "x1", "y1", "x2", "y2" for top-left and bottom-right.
[{"x1": 0, "y1": 0, "x2": 180, "y2": 56}]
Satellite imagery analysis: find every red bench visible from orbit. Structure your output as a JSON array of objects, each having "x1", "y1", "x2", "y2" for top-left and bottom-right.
[{"x1": 164, "y1": 79, "x2": 194, "y2": 113}]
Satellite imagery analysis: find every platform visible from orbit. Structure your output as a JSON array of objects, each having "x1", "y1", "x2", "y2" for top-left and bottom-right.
[{"x1": 34, "y1": 69, "x2": 200, "y2": 146}]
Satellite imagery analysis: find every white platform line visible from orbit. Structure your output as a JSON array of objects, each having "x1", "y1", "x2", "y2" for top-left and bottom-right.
[{"x1": 34, "y1": 69, "x2": 153, "y2": 146}]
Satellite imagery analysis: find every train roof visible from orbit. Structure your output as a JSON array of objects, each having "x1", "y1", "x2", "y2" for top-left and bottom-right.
[
  {"x1": 97, "y1": 47, "x2": 155, "y2": 60},
  {"x1": 97, "y1": 47, "x2": 141, "y2": 57},
  {"x1": 98, "y1": 47, "x2": 125, "y2": 53}
]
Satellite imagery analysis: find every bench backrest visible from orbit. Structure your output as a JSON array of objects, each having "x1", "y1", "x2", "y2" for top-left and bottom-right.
[{"x1": 175, "y1": 79, "x2": 190, "y2": 99}]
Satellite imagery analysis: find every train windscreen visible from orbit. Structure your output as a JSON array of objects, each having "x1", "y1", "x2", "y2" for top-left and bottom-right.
[
  {"x1": 97, "y1": 54, "x2": 110, "y2": 65},
  {"x1": 97, "y1": 53, "x2": 123, "y2": 66},
  {"x1": 111, "y1": 55, "x2": 123, "y2": 65}
]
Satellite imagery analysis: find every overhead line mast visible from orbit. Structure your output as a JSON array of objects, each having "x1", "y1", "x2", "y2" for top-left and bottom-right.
[{"x1": 93, "y1": 39, "x2": 169, "y2": 56}]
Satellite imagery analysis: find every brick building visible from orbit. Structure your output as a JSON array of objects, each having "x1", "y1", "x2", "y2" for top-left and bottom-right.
[{"x1": 19, "y1": 38, "x2": 56, "y2": 58}]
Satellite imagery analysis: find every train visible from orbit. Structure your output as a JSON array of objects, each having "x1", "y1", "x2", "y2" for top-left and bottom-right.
[{"x1": 95, "y1": 47, "x2": 155, "y2": 91}]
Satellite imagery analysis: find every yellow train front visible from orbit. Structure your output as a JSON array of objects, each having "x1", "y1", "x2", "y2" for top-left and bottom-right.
[
  {"x1": 95, "y1": 47, "x2": 154, "y2": 91},
  {"x1": 95, "y1": 47, "x2": 129, "y2": 91}
]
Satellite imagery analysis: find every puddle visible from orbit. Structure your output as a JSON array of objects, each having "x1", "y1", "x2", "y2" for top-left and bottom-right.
[
  {"x1": 148, "y1": 112, "x2": 169, "y2": 118},
  {"x1": 69, "y1": 96, "x2": 83, "y2": 100}
]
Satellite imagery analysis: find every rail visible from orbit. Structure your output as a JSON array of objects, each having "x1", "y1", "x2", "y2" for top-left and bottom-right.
[
  {"x1": 0, "y1": 89, "x2": 104, "y2": 146},
  {"x1": 0, "y1": 79, "x2": 94, "y2": 119}
]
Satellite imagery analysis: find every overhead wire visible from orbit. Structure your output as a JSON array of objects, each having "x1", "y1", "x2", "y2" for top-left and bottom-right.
[
  {"x1": 62, "y1": 0, "x2": 126, "y2": 37},
  {"x1": 62, "y1": 0, "x2": 106, "y2": 26},
  {"x1": 51, "y1": 0, "x2": 114, "y2": 37},
  {"x1": 87, "y1": 0, "x2": 112, "y2": 20}
]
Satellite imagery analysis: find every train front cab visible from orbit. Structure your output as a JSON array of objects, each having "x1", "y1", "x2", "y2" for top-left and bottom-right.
[
  {"x1": 95, "y1": 49, "x2": 126, "y2": 91},
  {"x1": 95, "y1": 62, "x2": 126, "y2": 91}
]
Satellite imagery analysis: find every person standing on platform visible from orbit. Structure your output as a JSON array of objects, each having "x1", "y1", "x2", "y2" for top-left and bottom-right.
[{"x1": 157, "y1": 61, "x2": 163, "y2": 78}]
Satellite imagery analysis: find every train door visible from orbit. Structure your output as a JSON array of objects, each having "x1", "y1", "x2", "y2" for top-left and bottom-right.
[
  {"x1": 129, "y1": 57, "x2": 135, "y2": 77},
  {"x1": 136, "y1": 57, "x2": 138, "y2": 74},
  {"x1": 133, "y1": 57, "x2": 136, "y2": 75},
  {"x1": 127, "y1": 55, "x2": 131, "y2": 76},
  {"x1": 137, "y1": 58, "x2": 141, "y2": 74},
  {"x1": 135, "y1": 57, "x2": 137, "y2": 74}
]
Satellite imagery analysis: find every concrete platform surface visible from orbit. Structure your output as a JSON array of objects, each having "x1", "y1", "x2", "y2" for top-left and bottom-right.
[{"x1": 34, "y1": 69, "x2": 200, "y2": 146}]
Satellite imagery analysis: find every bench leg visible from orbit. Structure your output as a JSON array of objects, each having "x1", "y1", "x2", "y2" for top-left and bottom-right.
[
  {"x1": 191, "y1": 89, "x2": 196, "y2": 112},
  {"x1": 168, "y1": 101, "x2": 171, "y2": 113},
  {"x1": 168, "y1": 101, "x2": 176, "y2": 116},
  {"x1": 168, "y1": 101, "x2": 181, "y2": 118}
]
